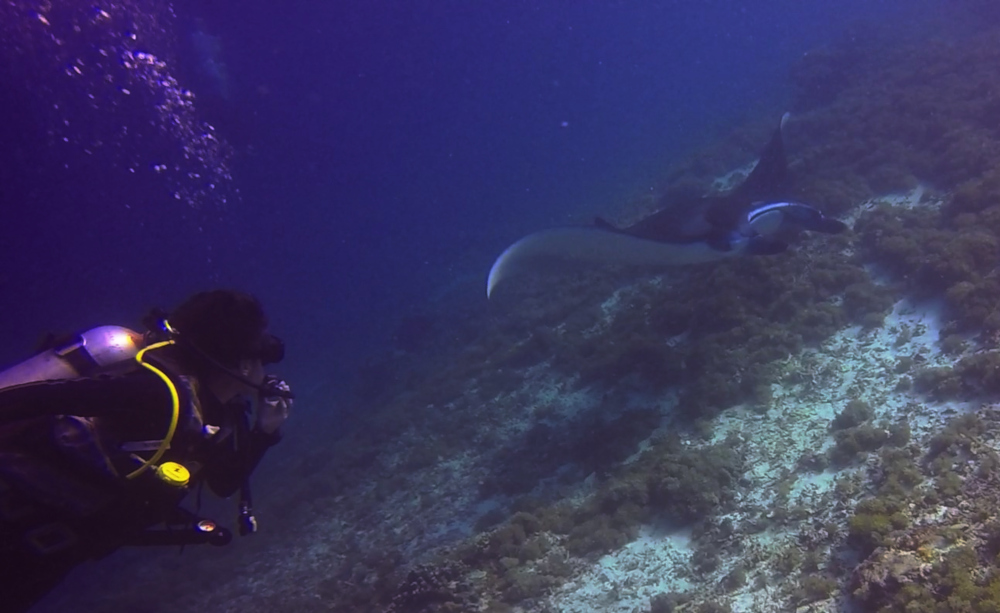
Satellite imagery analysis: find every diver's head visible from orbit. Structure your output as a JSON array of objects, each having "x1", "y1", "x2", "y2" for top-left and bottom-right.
[
  {"x1": 166, "y1": 289, "x2": 284, "y2": 402},
  {"x1": 209, "y1": 356, "x2": 265, "y2": 405}
]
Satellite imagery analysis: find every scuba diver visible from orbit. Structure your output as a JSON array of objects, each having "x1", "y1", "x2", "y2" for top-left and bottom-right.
[{"x1": 0, "y1": 290, "x2": 294, "y2": 612}]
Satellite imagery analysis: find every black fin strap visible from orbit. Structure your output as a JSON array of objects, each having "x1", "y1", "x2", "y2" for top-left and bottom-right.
[{"x1": 235, "y1": 410, "x2": 257, "y2": 536}]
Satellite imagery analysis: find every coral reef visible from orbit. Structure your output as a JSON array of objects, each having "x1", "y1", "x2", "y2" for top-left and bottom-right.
[
  {"x1": 45, "y1": 18, "x2": 1000, "y2": 613},
  {"x1": 386, "y1": 561, "x2": 478, "y2": 613},
  {"x1": 848, "y1": 410, "x2": 1000, "y2": 612},
  {"x1": 293, "y1": 21, "x2": 1000, "y2": 613}
]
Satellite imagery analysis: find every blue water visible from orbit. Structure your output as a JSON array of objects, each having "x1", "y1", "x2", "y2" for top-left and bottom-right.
[
  {"x1": 0, "y1": 0, "x2": 980, "y2": 610},
  {"x1": 0, "y1": 0, "x2": 952, "y2": 391}
]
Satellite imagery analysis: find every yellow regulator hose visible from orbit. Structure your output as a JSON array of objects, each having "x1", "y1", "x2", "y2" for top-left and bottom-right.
[{"x1": 125, "y1": 340, "x2": 180, "y2": 480}]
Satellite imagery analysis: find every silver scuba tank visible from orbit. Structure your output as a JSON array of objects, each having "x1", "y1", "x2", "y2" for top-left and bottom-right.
[{"x1": 0, "y1": 326, "x2": 144, "y2": 390}]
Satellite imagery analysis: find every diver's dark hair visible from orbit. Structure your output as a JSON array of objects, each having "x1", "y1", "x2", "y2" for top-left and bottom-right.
[{"x1": 168, "y1": 290, "x2": 269, "y2": 369}]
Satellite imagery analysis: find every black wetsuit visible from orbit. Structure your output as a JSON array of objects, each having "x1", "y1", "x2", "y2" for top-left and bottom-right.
[{"x1": 0, "y1": 359, "x2": 280, "y2": 613}]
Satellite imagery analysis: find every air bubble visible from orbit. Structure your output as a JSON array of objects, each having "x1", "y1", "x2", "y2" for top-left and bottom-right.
[{"x1": 3, "y1": 1, "x2": 237, "y2": 210}]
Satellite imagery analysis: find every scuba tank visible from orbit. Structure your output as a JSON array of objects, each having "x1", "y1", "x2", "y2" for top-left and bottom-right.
[
  {"x1": 0, "y1": 325, "x2": 144, "y2": 391},
  {"x1": 0, "y1": 326, "x2": 234, "y2": 553}
]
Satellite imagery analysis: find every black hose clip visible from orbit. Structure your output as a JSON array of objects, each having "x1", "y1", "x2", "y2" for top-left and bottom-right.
[{"x1": 238, "y1": 501, "x2": 258, "y2": 536}]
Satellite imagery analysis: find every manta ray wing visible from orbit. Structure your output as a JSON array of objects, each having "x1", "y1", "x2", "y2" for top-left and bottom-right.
[
  {"x1": 733, "y1": 112, "x2": 790, "y2": 203},
  {"x1": 485, "y1": 113, "x2": 802, "y2": 299},
  {"x1": 486, "y1": 226, "x2": 736, "y2": 298},
  {"x1": 704, "y1": 112, "x2": 791, "y2": 230}
]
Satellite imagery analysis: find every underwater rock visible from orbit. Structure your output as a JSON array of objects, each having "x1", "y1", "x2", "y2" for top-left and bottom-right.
[{"x1": 852, "y1": 548, "x2": 926, "y2": 606}]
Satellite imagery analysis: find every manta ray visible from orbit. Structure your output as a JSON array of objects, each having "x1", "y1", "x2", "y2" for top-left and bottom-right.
[{"x1": 486, "y1": 113, "x2": 847, "y2": 298}]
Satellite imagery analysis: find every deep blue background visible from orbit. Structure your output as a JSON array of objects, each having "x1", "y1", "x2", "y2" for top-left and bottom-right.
[
  {"x1": 0, "y1": 2, "x2": 975, "y2": 608},
  {"x1": 0, "y1": 0, "x2": 952, "y2": 414}
]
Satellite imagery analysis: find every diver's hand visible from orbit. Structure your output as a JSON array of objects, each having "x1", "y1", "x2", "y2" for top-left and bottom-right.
[{"x1": 258, "y1": 376, "x2": 292, "y2": 434}]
